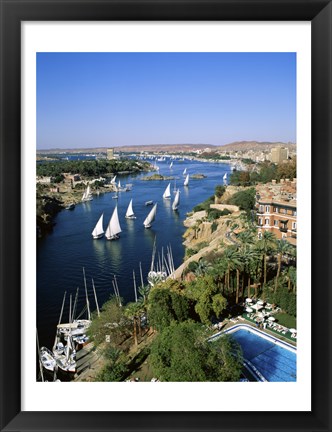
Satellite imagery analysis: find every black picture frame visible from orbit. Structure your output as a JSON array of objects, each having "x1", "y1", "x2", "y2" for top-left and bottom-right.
[{"x1": 0, "y1": 1, "x2": 331, "y2": 431}]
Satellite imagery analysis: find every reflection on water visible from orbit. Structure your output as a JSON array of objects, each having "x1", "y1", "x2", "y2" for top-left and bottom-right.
[{"x1": 37, "y1": 160, "x2": 232, "y2": 348}]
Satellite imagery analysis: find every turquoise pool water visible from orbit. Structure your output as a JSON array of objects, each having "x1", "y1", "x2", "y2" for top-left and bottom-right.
[{"x1": 228, "y1": 328, "x2": 296, "y2": 382}]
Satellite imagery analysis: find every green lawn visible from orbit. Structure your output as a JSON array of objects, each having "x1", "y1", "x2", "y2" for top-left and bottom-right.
[{"x1": 274, "y1": 312, "x2": 296, "y2": 329}]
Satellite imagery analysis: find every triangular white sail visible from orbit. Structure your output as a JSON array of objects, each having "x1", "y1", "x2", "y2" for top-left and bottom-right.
[
  {"x1": 143, "y1": 203, "x2": 157, "y2": 228},
  {"x1": 172, "y1": 190, "x2": 180, "y2": 211},
  {"x1": 111, "y1": 175, "x2": 117, "y2": 184},
  {"x1": 105, "y1": 206, "x2": 122, "y2": 240},
  {"x1": 163, "y1": 183, "x2": 171, "y2": 199},
  {"x1": 125, "y1": 199, "x2": 136, "y2": 219},
  {"x1": 223, "y1": 173, "x2": 227, "y2": 180},
  {"x1": 92, "y1": 213, "x2": 104, "y2": 238},
  {"x1": 169, "y1": 162, "x2": 173, "y2": 169},
  {"x1": 82, "y1": 184, "x2": 93, "y2": 202},
  {"x1": 183, "y1": 168, "x2": 187, "y2": 176},
  {"x1": 184, "y1": 174, "x2": 189, "y2": 186}
]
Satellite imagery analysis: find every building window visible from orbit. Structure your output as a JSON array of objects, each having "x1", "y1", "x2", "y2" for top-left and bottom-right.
[
  {"x1": 274, "y1": 220, "x2": 279, "y2": 226},
  {"x1": 282, "y1": 233, "x2": 287, "y2": 239},
  {"x1": 258, "y1": 218, "x2": 262, "y2": 226},
  {"x1": 293, "y1": 211, "x2": 297, "y2": 216},
  {"x1": 292, "y1": 222, "x2": 297, "y2": 230},
  {"x1": 265, "y1": 205, "x2": 270, "y2": 213},
  {"x1": 259, "y1": 205, "x2": 264, "y2": 213},
  {"x1": 265, "y1": 218, "x2": 270, "y2": 226}
]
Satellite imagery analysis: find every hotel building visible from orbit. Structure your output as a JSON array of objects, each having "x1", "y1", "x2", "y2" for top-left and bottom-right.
[
  {"x1": 255, "y1": 179, "x2": 297, "y2": 246},
  {"x1": 269, "y1": 147, "x2": 289, "y2": 164}
]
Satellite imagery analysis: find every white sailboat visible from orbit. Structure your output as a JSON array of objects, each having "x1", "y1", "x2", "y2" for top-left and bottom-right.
[
  {"x1": 125, "y1": 199, "x2": 136, "y2": 219},
  {"x1": 105, "y1": 205, "x2": 122, "y2": 240},
  {"x1": 110, "y1": 175, "x2": 117, "y2": 184},
  {"x1": 169, "y1": 161, "x2": 173, "y2": 169},
  {"x1": 54, "y1": 295, "x2": 76, "y2": 373},
  {"x1": 223, "y1": 173, "x2": 227, "y2": 181},
  {"x1": 81, "y1": 184, "x2": 93, "y2": 202},
  {"x1": 143, "y1": 203, "x2": 157, "y2": 228},
  {"x1": 183, "y1": 168, "x2": 187, "y2": 176},
  {"x1": 173, "y1": 179, "x2": 177, "y2": 194},
  {"x1": 91, "y1": 213, "x2": 104, "y2": 239},
  {"x1": 163, "y1": 183, "x2": 171, "y2": 199},
  {"x1": 172, "y1": 189, "x2": 180, "y2": 211},
  {"x1": 184, "y1": 174, "x2": 189, "y2": 187}
]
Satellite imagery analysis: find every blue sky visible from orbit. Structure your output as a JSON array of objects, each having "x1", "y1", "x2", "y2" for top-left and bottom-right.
[{"x1": 37, "y1": 52, "x2": 296, "y2": 149}]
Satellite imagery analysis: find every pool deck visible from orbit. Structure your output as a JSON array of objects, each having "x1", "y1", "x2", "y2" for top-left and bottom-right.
[{"x1": 217, "y1": 316, "x2": 297, "y2": 347}]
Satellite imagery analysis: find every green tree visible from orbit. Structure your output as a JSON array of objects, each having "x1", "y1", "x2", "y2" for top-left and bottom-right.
[
  {"x1": 95, "y1": 346, "x2": 127, "y2": 382},
  {"x1": 274, "y1": 240, "x2": 293, "y2": 293},
  {"x1": 150, "y1": 321, "x2": 243, "y2": 382},
  {"x1": 257, "y1": 231, "x2": 276, "y2": 294},
  {"x1": 87, "y1": 297, "x2": 129, "y2": 346}
]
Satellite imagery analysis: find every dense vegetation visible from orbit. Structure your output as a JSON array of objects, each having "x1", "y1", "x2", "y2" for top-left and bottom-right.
[
  {"x1": 87, "y1": 179, "x2": 296, "y2": 382},
  {"x1": 230, "y1": 158, "x2": 296, "y2": 186},
  {"x1": 36, "y1": 158, "x2": 151, "y2": 179}
]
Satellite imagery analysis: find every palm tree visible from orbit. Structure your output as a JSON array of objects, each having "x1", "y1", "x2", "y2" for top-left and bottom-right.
[
  {"x1": 194, "y1": 258, "x2": 212, "y2": 277},
  {"x1": 124, "y1": 302, "x2": 142, "y2": 346},
  {"x1": 239, "y1": 246, "x2": 260, "y2": 299},
  {"x1": 257, "y1": 231, "x2": 276, "y2": 292},
  {"x1": 274, "y1": 240, "x2": 292, "y2": 293},
  {"x1": 237, "y1": 230, "x2": 255, "y2": 250},
  {"x1": 223, "y1": 247, "x2": 241, "y2": 297},
  {"x1": 282, "y1": 266, "x2": 297, "y2": 293}
]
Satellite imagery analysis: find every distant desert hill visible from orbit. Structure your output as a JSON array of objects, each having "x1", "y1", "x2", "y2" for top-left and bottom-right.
[
  {"x1": 217, "y1": 141, "x2": 296, "y2": 152},
  {"x1": 37, "y1": 141, "x2": 296, "y2": 154}
]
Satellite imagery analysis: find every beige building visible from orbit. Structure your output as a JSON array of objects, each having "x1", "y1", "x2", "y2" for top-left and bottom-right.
[
  {"x1": 255, "y1": 179, "x2": 297, "y2": 246},
  {"x1": 270, "y1": 147, "x2": 289, "y2": 164},
  {"x1": 107, "y1": 148, "x2": 115, "y2": 160}
]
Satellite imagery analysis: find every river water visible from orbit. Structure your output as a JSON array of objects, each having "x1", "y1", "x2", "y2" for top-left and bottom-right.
[{"x1": 37, "y1": 159, "x2": 232, "y2": 348}]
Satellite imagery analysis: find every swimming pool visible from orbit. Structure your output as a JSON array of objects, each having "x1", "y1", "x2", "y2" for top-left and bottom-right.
[{"x1": 212, "y1": 324, "x2": 297, "y2": 382}]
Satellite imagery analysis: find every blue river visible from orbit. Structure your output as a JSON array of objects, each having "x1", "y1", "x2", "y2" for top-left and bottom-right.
[{"x1": 37, "y1": 159, "x2": 232, "y2": 348}]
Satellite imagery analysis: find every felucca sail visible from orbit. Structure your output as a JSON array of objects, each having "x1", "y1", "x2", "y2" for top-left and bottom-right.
[
  {"x1": 183, "y1": 168, "x2": 187, "y2": 176},
  {"x1": 184, "y1": 174, "x2": 189, "y2": 186},
  {"x1": 105, "y1": 205, "x2": 122, "y2": 240},
  {"x1": 223, "y1": 173, "x2": 227, "y2": 180},
  {"x1": 125, "y1": 199, "x2": 136, "y2": 219},
  {"x1": 111, "y1": 175, "x2": 117, "y2": 184},
  {"x1": 92, "y1": 213, "x2": 104, "y2": 239},
  {"x1": 143, "y1": 203, "x2": 157, "y2": 228},
  {"x1": 82, "y1": 184, "x2": 93, "y2": 202},
  {"x1": 172, "y1": 189, "x2": 180, "y2": 211},
  {"x1": 163, "y1": 183, "x2": 171, "y2": 199}
]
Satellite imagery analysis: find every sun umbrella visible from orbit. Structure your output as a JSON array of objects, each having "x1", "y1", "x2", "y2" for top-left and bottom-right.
[
  {"x1": 246, "y1": 307, "x2": 253, "y2": 313},
  {"x1": 289, "y1": 328, "x2": 297, "y2": 333},
  {"x1": 246, "y1": 298, "x2": 253, "y2": 303},
  {"x1": 268, "y1": 316, "x2": 275, "y2": 322}
]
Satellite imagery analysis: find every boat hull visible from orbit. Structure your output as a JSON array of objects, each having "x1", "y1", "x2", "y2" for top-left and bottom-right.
[{"x1": 92, "y1": 233, "x2": 104, "y2": 239}]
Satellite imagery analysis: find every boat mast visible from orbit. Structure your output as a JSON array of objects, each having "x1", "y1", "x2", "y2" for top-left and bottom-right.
[
  {"x1": 91, "y1": 278, "x2": 100, "y2": 317},
  {"x1": 36, "y1": 329, "x2": 44, "y2": 382},
  {"x1": 139, "y1": 262, "x2": 144, "y2": 288},
  {"x1": 83, "y1": 267, "x2": 91, "y2": 321},
  {"x1": 133, "y1": 270, "x2": 138, "y2": 302},
  {"x1": 53, "y1": 291, "x2": 67, "y2": 352},
  {"x1": 72, "y1": 288, "x2": 79, "y2": 322}
]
